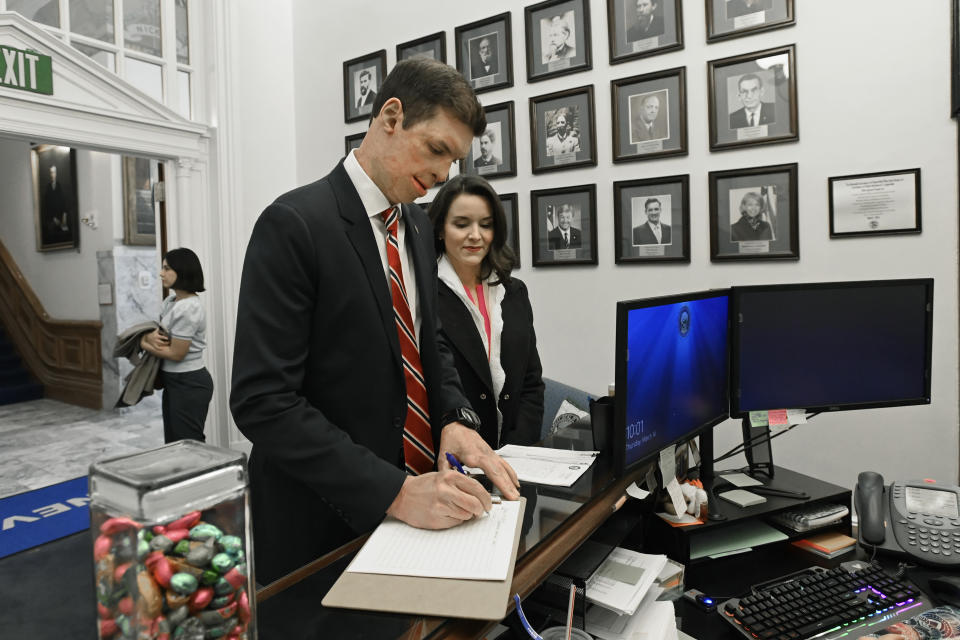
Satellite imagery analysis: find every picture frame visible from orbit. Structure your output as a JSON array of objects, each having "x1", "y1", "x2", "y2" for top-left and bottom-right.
[
  {"x1": 708, "y1": 44, "x2": 797, "y2": 151},
  {"x1": 531, "y1": 184, "x2": 598, "y2": 266},
  {"x1": 613, "y1": 175, "x2": 690, "y2": 263},
  {"x1": 606, "y1": 0, "x2": 683, "y2": 65},
  {"x1": 344, "y1": 131, "x2": 365, "y2": 155},
  {"x1": 455, "y1": 12, "x2": 513, "y2": 94},
  {"x1": 31, "y1": 144, "x2": 79, "y2": 252},
  {"x1": 460, "y1": 101, "x2": 517, "y2": 180},
  {"x1": 343, "y1": 49, "x2": 387, "y2": 124},
  {"x1": 530, "y1": 85, "x2": 597, "y2": 174},
  {"x1": 122, "y1": 156, "x2": 159, "y2": 247},
  {"x1": 709, "y1": 162, "x2": 798, "y2": 261},
  {"x1": 828, "y1": 168, "x2": 922, "y2": 238},
  {"x1": 953, "y1": 0, "x2": 960, "y2": 118},
  {"x1": 612, "y1": 66, "x2": 687, "y2": 163},
  {"x1": 397, "y1": 31, "x2": 446, "y2": 64},
  {"x1": 524, "y1": 0, "x2": 592, "y2": 83},
  {"x1": 499, "y1": 192, "x2": 521, "y2": 267},
  {"x1": 705, "y1": 0, "x2": 795, "y2": 43}
]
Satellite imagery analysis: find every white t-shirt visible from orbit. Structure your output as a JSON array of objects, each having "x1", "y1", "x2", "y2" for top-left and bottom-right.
[{"x1": 158, "y1": 294, "x2": 206, "y2": 373}]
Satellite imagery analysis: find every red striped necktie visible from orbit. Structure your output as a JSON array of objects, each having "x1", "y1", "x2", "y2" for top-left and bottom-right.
[{"x1": 380, "y1": 206, "x2": 436, "y2": 474}]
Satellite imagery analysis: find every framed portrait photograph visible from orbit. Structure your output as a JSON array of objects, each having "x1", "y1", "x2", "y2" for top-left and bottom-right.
[
  {"x1": 612, "y1": 66, "x2": 687, "y2": 163},
  {"x1": 499, "y1": 192, "x2": 521, "y2": 267},
  {"x1": 705, "y1": 0, "x2": 795, "y2": 43},
  {"x1": 524, "y1": 0, "x2": 592, "y2": 83},
  {"x1": 530, "y1": 85, "x2": 597, "y2": 174},
  {"x1": 460, "y1": 101, "x2": 517, "y2": 179},
  {"x1": 397, "y1": 31, "x2": 446, "y2": 64},
  {"x1": 613, "y1": 175, "x2": 690, "y2": 263},
  {"x1": 343, "y1": 50, "x2": 387, "y2": 124},
  {"x1": 606, "y1": 0, "x2": 683, "y2": 65},
  {"x1": 709, "y1": 163, "x2": 798, "y2": 261},
  {"x1": 344, "y1": 131, "x2": 365, "y2": 156},
  {"x1": 531, "y1": 184, "x2": 598, "y2": 266},
  {"x1": 122, "y1": 156, "x2": 159, "y2": 247},
  {"x1": 31, "y1": 144, "x2": 79, "y2": 252},
  {"x1": 455, "y1": 12, "x2": 513, "y2": 94},
  {"x1": 708, "y1": 44, "x2": 797, "y2": 151},
  {"x1": 829, "y1": 168, "x2": 922, "y2": 238}
]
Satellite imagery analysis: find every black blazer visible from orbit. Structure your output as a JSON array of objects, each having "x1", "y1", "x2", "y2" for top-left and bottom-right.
[
  {"x1": 230, "y1": 161, "x2": 468, "y2": 583},
  {"x1": 437, "y1": 277, "x2": 544, "y2": 448}
]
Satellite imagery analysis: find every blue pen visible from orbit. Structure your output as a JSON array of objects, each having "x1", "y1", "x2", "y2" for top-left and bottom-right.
[{"x1": 445, "y1": 452, "x2": 466, "y2": 475}]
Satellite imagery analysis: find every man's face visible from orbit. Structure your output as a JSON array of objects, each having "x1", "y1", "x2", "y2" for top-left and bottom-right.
[
  {"x1": 641, "y1": 96, "x2": 660, "y2": 124},
  {"x1": 548, "y1": 24, "x2": 567, "y2": 49},
  {"x1": 479, "y1": 39, "x2": 491, "y2": 62},
  {"x1": 558, "y1": 208, "x2": 573, "y2": 230},
  {"x1": 645, "y1": 201, "x2": 661, "y2": 224},
  {"x1": 479, "y1": 134, "x2": 493, "y2": 159},
  {"x1": 738, "y1": 77, "x2": 762, "y2": 110},
  {"x1": 555, "y1": 115, "x2": 568, "y2": 135},
  {"x1": 370, "y1": 106, "x2": 473, "y2": 205},
  {"x1": 359, "y1": 73, "x2": 370, "y2": 94},
  {"x1": 637, "y1": 0, "x2": 654, "y2": 19},
  {"x1": 49, "y1": 165, "x2": 57, "y2": 184}
]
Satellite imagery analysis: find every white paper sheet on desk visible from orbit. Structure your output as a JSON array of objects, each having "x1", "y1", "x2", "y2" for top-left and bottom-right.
[
  {"x1": 585, "y1": 547, "x2": 667, "y2": 616},
  {"x1": 586, "y1": 585, "x2": 664, "y2": 640},
  {"x1": 345, "y1": 500, "x2": 521, "y2": 580},
  {"x1": 463, "y1": 445, "x2": 599, "y2": 486}
]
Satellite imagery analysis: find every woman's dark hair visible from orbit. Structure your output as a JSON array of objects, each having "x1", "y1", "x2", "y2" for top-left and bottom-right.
[
  {"x1": 164, "y1": 247, "x2": 205, "y2": 293},
  {"x1": 428, "y1": 175, "x2": 515, "y2": 284}
]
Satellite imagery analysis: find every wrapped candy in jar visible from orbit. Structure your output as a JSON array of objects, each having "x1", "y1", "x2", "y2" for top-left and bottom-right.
[{"x1": 89, "y1": 440, "x2": 256, "y2": 639}]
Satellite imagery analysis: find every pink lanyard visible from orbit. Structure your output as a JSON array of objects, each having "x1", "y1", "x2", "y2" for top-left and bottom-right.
[{"x1": 464, "y1": 283, "x2": 492, "y2": 361}]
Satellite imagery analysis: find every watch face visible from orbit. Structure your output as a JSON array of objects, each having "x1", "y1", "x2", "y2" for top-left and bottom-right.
[{"x1": 458, "y1": 407, "x2": 481, "y2": 429}]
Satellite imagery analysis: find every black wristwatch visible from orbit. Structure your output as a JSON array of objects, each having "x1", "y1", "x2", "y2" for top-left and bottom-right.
[{"x1": 440, "y1": 406, "x2": 481, "y2": 430}]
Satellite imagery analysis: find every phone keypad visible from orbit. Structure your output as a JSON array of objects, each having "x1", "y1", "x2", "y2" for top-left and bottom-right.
[{"x1": 892, "y1": 482, "x2": 960, "y2": 566}]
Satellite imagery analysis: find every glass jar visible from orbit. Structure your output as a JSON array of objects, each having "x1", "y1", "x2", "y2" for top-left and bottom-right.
[{"x1": 88, "y1": 440, "x2": 256, "y2": 639}]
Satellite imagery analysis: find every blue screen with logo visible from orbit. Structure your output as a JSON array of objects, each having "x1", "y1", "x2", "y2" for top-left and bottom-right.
[{"x1": 622, "y1": 294, "x2": 729, "y2": 468}]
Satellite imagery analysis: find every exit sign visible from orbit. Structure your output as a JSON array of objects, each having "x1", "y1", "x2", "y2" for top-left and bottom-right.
[{"x1": 0, "y1": 44, "x2": 52, "y2": 95}]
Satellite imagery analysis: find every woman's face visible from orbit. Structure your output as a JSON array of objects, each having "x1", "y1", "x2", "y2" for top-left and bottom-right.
[
  {"x1": 160, "y1": 260, "x2": 177, "y2": 289},
  {"x1": 744, "y1": 197, "x2": 762, "y2": 218},
  {"x1": 442, "y1": 193, "x2": 494, "y2": 277}
]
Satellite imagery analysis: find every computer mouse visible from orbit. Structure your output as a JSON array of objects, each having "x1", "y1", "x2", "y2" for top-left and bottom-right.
[{"x1": 926, "y1": 575, "x2": 960, "y2": 607}]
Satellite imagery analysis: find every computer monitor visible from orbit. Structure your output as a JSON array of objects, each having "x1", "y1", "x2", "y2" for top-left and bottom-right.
[
  {"x1": 613, "y1": 290, "x2": 731, "y2": 475},
  {"x1": 731, "y1": 278, "x2": 933, "y2": 415}
]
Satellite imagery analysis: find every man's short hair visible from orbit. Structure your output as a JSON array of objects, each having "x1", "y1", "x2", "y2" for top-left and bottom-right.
[
  {"x1": 552, "y1": 16, "x2": 571, "y2": 36},
  {"x1": 359, "y1": 69, "x2": 371, "y2": 81},
  {"x1": 371, "y1": 58, "x2": 486, "y2": 135},
  {"x1": 738, "y1": 73, "x2": 763, "y2": 92},
  {"x1": 481, "y1": 128, "x2": 496, "y2": 143},
  {"x1": 641, "y1": 94, "x2": 660, "y2": 108},
  {"x1": 644, "y1": 197, "x2": 661, "y2": 211}
]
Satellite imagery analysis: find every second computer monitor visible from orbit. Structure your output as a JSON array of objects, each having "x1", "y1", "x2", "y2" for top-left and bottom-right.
[{"x1": 614, "y1": 290, "x2": 730, "y2": 474}]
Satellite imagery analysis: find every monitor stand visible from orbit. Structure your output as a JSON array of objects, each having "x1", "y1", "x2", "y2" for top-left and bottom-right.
[{"x1": 740, "y1": 417, "x2": 775, "y2": 479}]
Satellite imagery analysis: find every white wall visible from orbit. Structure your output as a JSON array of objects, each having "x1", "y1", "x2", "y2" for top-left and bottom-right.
[
  {"x1": 0, "y1": 138, "x2": 117, "y2": 320},
  {"x1": 282, "y1": 0, "x2": 958, "y2": 488}
]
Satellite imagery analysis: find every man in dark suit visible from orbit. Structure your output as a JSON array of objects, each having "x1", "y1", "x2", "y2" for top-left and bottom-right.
[
  {"x1": 632, "y1": 197, "x2": 671, "y2": 245},
  {"x1": 356, "y1": 69, "x2": 377, "y2": 114},
  {"x1": 473, "y1": 128, "x2": 501, "y2": 168},
  {"x1": 729, "y1": 73, "x2": 776, "y2": 129},
  {"x1": 547, "y1": 204, "x2": 582, "y2": 249},
  {"x1": 626, "y1": 0, "x2": 664, "y2": 41},
  {"x1": 231, "y1": 58, "x2": 521, "y2": 588},
  {"x1": 41, "y1": 165, "x2": 71, "y2": 245},
  {"x1": 470, "y1": 36, "x2": 498, "y2": 79},
  {"x1": 631, "y1": 94, "x2": 667, "y2": 142}
]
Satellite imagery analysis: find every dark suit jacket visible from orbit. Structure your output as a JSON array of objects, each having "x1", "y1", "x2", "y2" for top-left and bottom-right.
[
  {"x1": 633, "y1": 222, "x2": 672, "y2": 245},
  {"x1": 548, "y1": 226, "x2": 582, "y2": 250},
  {"x1": 356, "y1": 89, "x2": 377, "y2": 109},
  {"x1": 729, "y1": 102, "x2": 775, "y2": 129},
  {"x1": 730, "y1": 216, "x2": 772, "y2": 242},
  {"x1": 471, "y1": 54, "x2": 498, "y2": 80},
  {"x1": 631, "y1": 119, "x2": 667, "y2": 142},
  {"x1": 626, "y1": 14, "x2": 664, "y2": 41},
  {"x1": 437, "y1": 278, "x2": 544, "y2": 448},
  {"x1": 230, "y1": 161, "x2": 469, "y2": 583}
]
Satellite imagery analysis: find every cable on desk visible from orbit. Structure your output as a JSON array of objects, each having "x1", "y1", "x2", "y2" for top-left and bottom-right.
[{"x1": 712, "y1": 412, "x2": 823, "y2": 465}]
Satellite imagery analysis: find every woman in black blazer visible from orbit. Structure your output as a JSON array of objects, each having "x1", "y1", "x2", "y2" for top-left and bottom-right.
[{"x1": 429, "y1": 175, "x2": 545, "y2": 448}]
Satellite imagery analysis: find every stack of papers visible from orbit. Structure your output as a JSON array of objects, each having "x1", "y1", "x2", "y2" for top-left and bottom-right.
[
  {"x1": 586, "y1": 586, "x2": 679, "y2": 640},
  {"x1": 584, "y1": 548, "x2": 667, "y2": 616},
  {"x1": 465, "y1": 444, "x2": 599, "y2": 486}
]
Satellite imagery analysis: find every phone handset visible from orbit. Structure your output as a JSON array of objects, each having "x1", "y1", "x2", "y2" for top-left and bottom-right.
[{"x1": 855, "y1": 471, "x2": 887, "y2": 545}]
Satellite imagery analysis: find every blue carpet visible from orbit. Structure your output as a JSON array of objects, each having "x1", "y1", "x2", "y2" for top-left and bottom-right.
[{"x1": 0, "y1": 477, "x2": 89, "y2": 559}]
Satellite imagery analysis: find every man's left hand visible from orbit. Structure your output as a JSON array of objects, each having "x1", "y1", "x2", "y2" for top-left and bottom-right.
[{"x1": 437, "y1": 423, "x2": 520, "y2": 501}]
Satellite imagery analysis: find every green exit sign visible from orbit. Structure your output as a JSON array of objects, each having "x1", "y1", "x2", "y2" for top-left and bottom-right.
[{"x1": 0, "y1": 44, "x2": 52, "y2": 95}]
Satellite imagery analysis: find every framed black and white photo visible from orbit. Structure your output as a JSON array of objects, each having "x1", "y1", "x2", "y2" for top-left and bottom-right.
[
  {"x1": 525, "y1": 0, "x2": 592, "y2": 82},
  {"x1": 531, "y1": 184, "x2": 598, "y2": 266},
  {"x1": 705, "y1": 0, "x2": 794, "y2": 43},
  {"x1": 953, "y1": 0, "x2": 960, "y2": 118},
  {"x1": 455, "y1": 13, "x2": 513, "y2": 94},
  {"x1": 397, "y1": 31, "x2": 446, "y2": 64},
  {"x1": 343, "y1": 50, "x2": 387, "y2": 123},
  {"x1": 499, "y1": 192, "x2": 521, "y2": 267},
  {"x1": 709, "y1": 163, "x2": 798, "y2": 261},
  {"x1": 606, "y1": 0, "x2": 683, "y2": 65},
  {"x1": 460, "y1": 101, "x2": 517, "y2": 180},
  {"x1": 344, "y1": 131, "x2": 365, "y2": 156},
  {"x1": 612, "y1": 67, "x2": 687, "y2": 163},
  {"x1": 708, "y1": 44, "x2": 797, "y2": 151},
  {"x1": 122, "y1": 156, "x2": 159, "y2": 247},
  {"x1": 613, "y1": 175, "x2": 690, "y2": 263},
  {"x1": 530, "y1": 85, "x2": 597, "y2": 174},
  {"x1": 32, "y1": 144, "x2": 79, "y2": 252},
  {"x1": 829, "y1": 169, "x2": 922, "y2": 238}
]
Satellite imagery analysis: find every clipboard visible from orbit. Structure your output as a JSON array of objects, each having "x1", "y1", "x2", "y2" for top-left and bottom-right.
[{"x1": 322, "y1": 497, "x2": 526, "y2": 620}]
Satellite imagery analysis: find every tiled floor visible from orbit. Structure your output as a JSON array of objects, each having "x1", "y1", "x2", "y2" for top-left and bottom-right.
[{"x1": 0, "y1": 396, "x2": 164, "y2": 499}]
